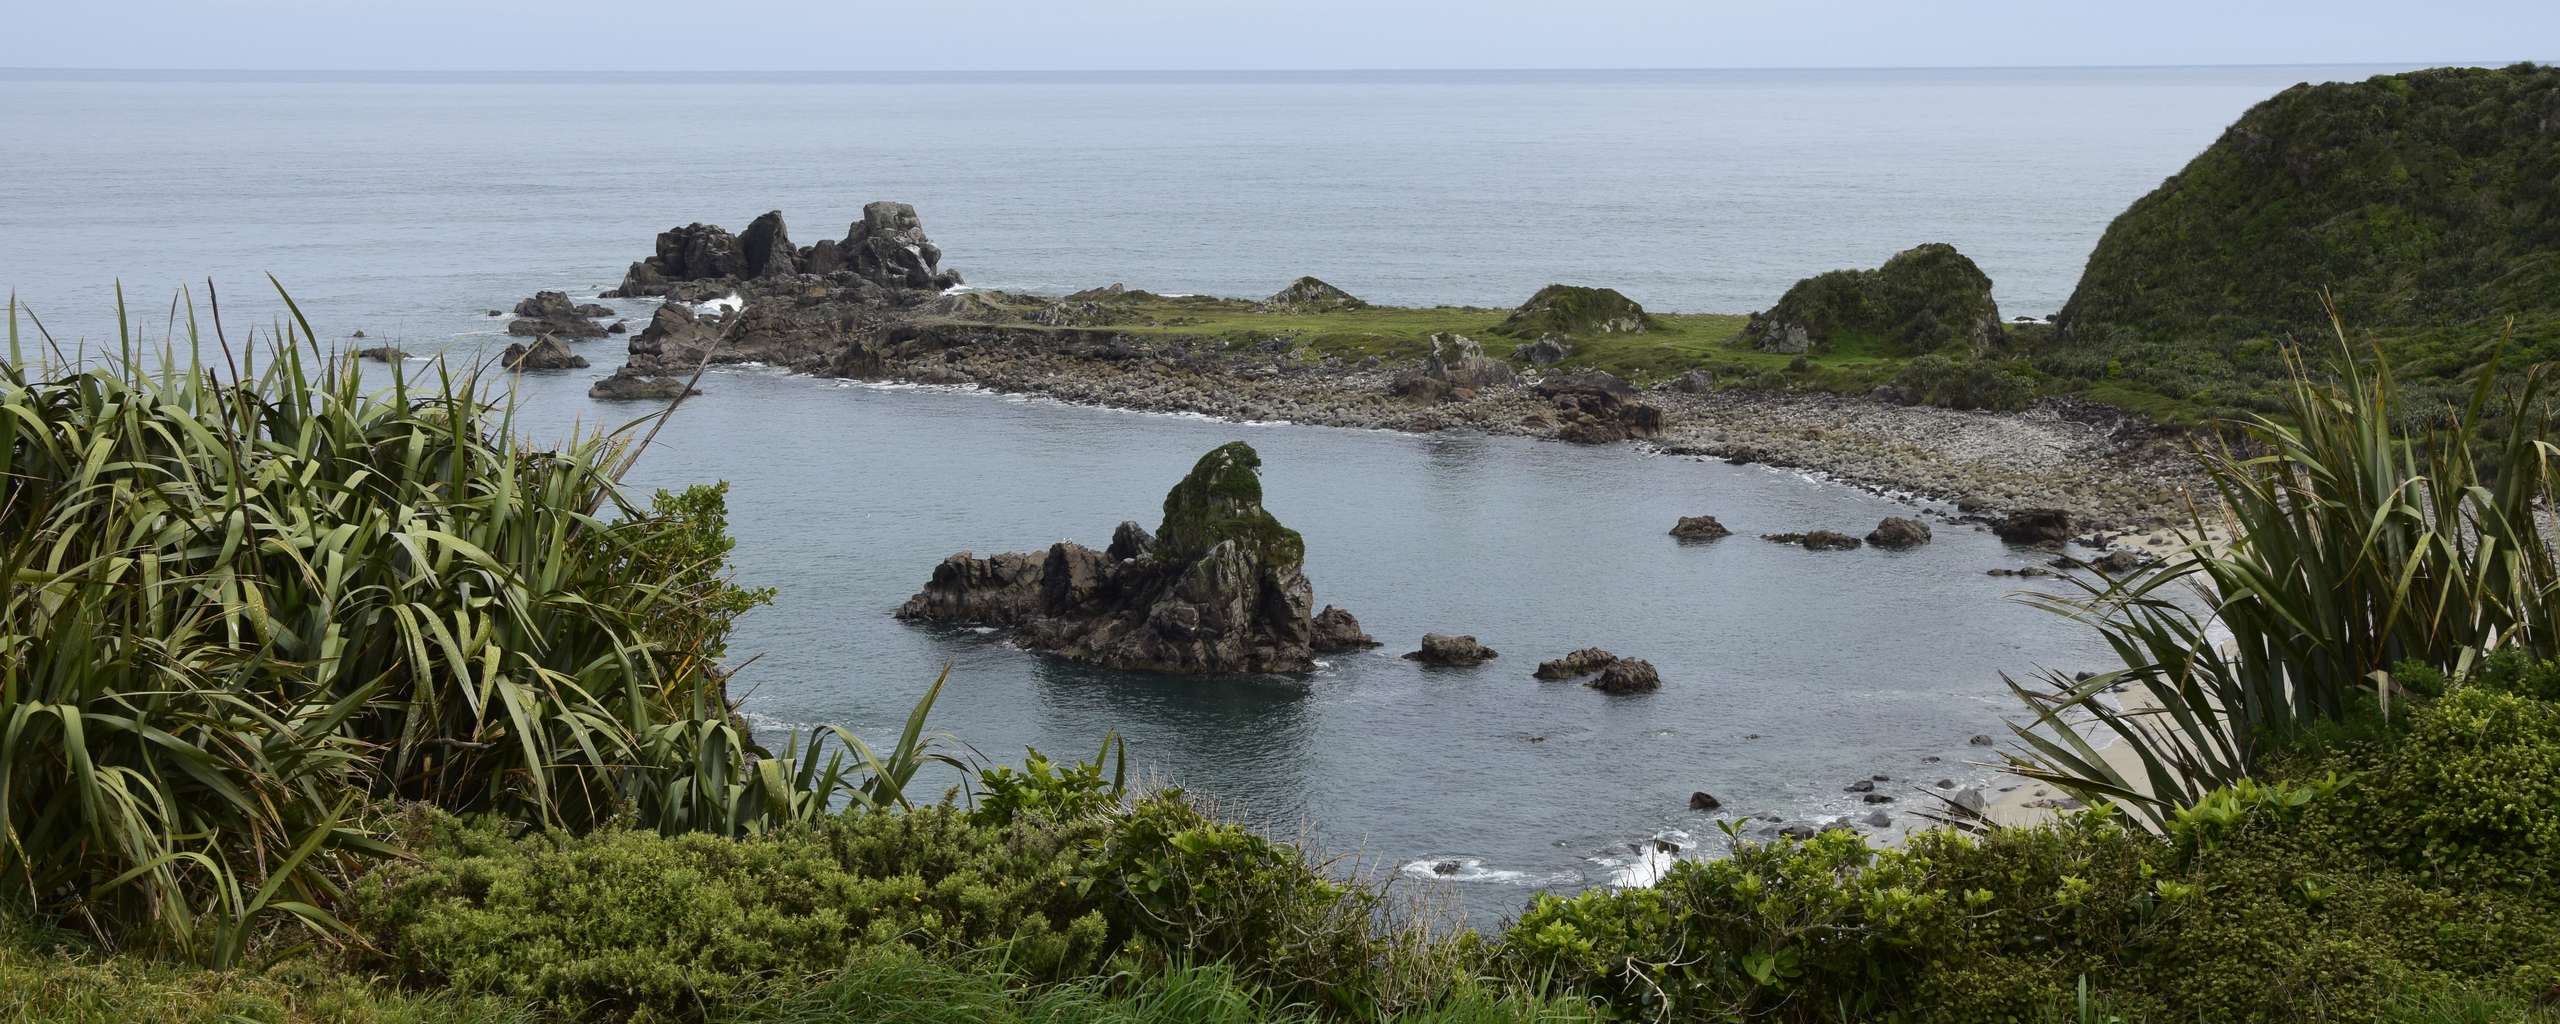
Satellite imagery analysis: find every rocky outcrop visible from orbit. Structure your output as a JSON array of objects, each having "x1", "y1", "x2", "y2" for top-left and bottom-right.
[
  {"x1": 1763, "y1": 530, "x2": 1863, "y2": 551},
  {"x1": 896, "y1": 442, "x2": 1337, "y2": 674},
  {"x1": 1493, "y1": 285, "x2": 1655, "y2": 338},
  {"x1": 502, "y1": 335, "x2": 587, "y2": 371},
  {"x1": 1404, "y1": 634, "x2": 1498, "y2": 666},
  {"x1": 1688, "y1": 791, "x2": 1722, "y2": 811},
  {"x1": 1391, "y1": 333, "x2": 1515, "y2": 401},
  {"x1": 1258, "y1": 276, "x2": 1366, "y2": 313},
  {"x1": 1747, "y1": 243, "x2": 2003, "y2": 356},
  {"x1": 1534, "y1": 647, "x2": 1618, "y2": 680},
  {"x1": 1993, "y1": 508, "x2": 2075, "y2": 547},
  {"x1": 619, "y1": 301, "x2": 724, "y2": 374},
  {"x1": 1669, "y1": 515, "x2": 1731, "y2": 541},
  {"x1": 611, "y1": 223, "x2": 742, "y2": 297},
  {"x1": 1533, "y1": 371, "x2": 1662, "y2": 444},
  {"x1": 739, "y1": 210, "x2": 799, "y2": 279},
  {"x1": 508, "y1": 290, "x2": 611, "y2": 338},
  {"x1": 588, "y1": 366, "x2": 698, "y2": 401},
  {"x1": 1588, "y1": 659, "x2": 1661, "y2": 694},
  {"x1": 1511, "y1": 336, "x2": 1570, "y2": 367},
  {"x1": 1309, "y1": 605, "x2": 1380, "y2": 653},
  {"x1": 356, "y1": 345, "x2": 407, "y2": 362},
  {"x1": 846, "y1": 201, "x2": 961, "y2": 291},
  {"x1": 1866, "y1": 516, "x2": 1933, "y2": 549}
]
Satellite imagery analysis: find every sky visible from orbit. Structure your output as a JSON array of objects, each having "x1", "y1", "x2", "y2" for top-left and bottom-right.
[{"x1": 1, "y1": 0, "x2": 2550, "y2": 71}]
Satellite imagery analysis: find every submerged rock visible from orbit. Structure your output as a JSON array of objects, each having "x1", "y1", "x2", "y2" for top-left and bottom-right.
[
  {"x1": 1688, "y1": 791, "x2": 1722, "y2": 811},
  {"x1": 1534, "y1": 647, "x2": 1618, "y2": 681},
  {"x1": 1511, "y1": 335, "x2": 1571, "y2": 367},
  {"x1": 896, "y1": 442, "x2": 1340, "y2": 674},
  {"x1": 1763, "y1": 530, "x2": 1863, "y2": 552},
  {"x1": 355, "y1": 345, "x2": 407, "y2": 362},
  {"x1": 1866, "y1": 516, "x2": 1933, "y2": 549},
  {"x1": 1404, "y1": 633, "x2": 1499, "y2": 667},
  {"x1": 1669, "y1": 515, "x2": 1732, "y2": 541},
  {"x1": 588, "y1": 366, "x2": 698, "y2": 401}
]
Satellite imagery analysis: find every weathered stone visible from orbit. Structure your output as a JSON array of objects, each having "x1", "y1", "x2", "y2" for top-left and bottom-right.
[
  {"x1": 1763, "y1": 530, "x2": 1862, "y2": 551},
  {"x1": 587, "y1": 366, "x2": 699, "y2": 401},
  {"x1": 1106, "y1": 521, "x2": 1154, "y2": 561},
  {"x1": 1511, "y1": 335, "x2": 1571, "y2": 367},
  {"x1": 507, "y1": 290, "x2": 609, "y2": 338},
  {"x1": 1588, "y1": 658, "x2": 1661, "y2": 693},
  {"x1": 1866, "y1": 516, "x2": 1933, "y2": 549},
  {"x1": 355, "y1": 345, "x2": 407, "y2": 362},
  {"x1": 1535, "y1": 371, "x2": 1661, "y2": 443},
  {"x1": 1534, "y1": 647, "x2": 1617, "y2": 680},
  {"x1": 1670, "y1": 515, "x2": 1732, "y2": 541},
  {"x1": 501, "y1": 335, "x2": 587, "y2": 370},
  {"x1": 739, "y1": 210, "x2": 798, "y2": 278},
  {"x1": 1688, "y1": 791, "x2": 1722, "y2": 811},
  {"x1": 1310, "y1": 605, "x2": 1381, "y2": 653},
  {"x1": 1258, "y1": 276, "x2": 1365, "y2": 313},
  {"x1": 1494, "y1": 284, "x2": 1655, "y2": 337},
  {"x1": 1993, "y1": 508, "x2": 2076, "y2": 547},
  {"x1": 845, "y1": 201, "x2": 959, "y2": 291},
  {"x1": 1404, "y1": 633, "x2": 1498, "y2": 666}
]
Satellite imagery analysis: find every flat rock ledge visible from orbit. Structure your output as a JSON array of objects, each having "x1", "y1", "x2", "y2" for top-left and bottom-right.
[{"x1": 1404, "y1": 633, "x2": 1498, "y2": 666}]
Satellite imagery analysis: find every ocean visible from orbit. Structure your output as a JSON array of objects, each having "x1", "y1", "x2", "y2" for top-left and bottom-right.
[{"x1": 0, "y1": 64, "x2": 2411, "y2": 922}]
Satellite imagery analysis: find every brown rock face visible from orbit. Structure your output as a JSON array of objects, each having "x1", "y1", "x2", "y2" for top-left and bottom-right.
[
  {"x1": 1993, "y1": 508, "x2": 2076, "y2": 547},
  {"x1": 1866, "y1": 516, "x2": 1933, "y2": 549},
  {"x1": 1588, "y1": 658, "x2": 1662, "y2": 694},
  {"x1": 1310, "y1": 606, "x2": 1380, "y2": 653},
  {"x1": 895, "y1": 442, "x2": 1340, "y2": 675}
]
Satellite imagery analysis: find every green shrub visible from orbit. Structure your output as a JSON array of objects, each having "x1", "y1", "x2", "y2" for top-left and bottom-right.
[
  {"x1": 2352, "y1": 687, "x2": 2560, "y2": 889},
  {"x1": 1888, "y1": 354, "x2": 2038, "y2": 411}
]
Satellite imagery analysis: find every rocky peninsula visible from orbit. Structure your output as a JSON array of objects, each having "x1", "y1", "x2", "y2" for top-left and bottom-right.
[{"x1": 573, "y1": 205, "x2": 2204, "y2": 535}]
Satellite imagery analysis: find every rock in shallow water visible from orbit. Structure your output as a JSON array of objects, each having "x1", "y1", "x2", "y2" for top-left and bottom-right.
[
  {"x1": 1866, "y1": 516, "x2": 1932, "y2": 549},
  {"x1": 1669, "y1": 515, "x2": 1731, "y2": 541},
  {"x1": 1587, "y1": 658, "x2": 1660, "y2": 694},
  {"x1": 1534, "y1": 647, "x2": 1617, "y2": 680},
  {"x1": 1309, "y1": 605, "x2": 1380, "y2": 653},
  {"x1": 895, "y1": 441, "x2": 1352, "y2": 675},
  {"x1": 1405, "y1": 633, "x2": 1499, "y2": 666}
]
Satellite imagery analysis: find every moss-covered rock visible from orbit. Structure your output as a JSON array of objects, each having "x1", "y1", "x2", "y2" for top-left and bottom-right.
[
  {"x1": 2059, "y1": 63, "x2": 2560, "y2": 342},
  {"x1": 1747, "y1": 243, "x2": 2003, "y2": 355},
  {"x1": 1155, "y1": 441, "x2": 1305, "y2": 569},
  {"x1": 1493, "y1": 285, "x2": 1657, "y2": 338},
  {"x1": 1257, "y1": 276, "x2": 1367, "y2": 313}
]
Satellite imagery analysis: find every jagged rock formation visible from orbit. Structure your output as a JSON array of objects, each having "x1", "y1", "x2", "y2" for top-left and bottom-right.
[
  {"x1": 1588, "y1": 659, "x2": 1661, "y2": 694},
  {"x1": 1669, "y1": 515, "x2": 1731, "y2": 541},
  {"x1": 1258, "y1": 276, "x2": 1366, "y2": 313},
  {"x1": 1404, "y1": 634, "x2": 1498, "y2": 666},
  {"x1": 895, "y1": 442, "x2": 1339, "y2": 674},
  {"x1": 1391, "y1": 333, "x2": 1515, "y2": 401},
  {"x1": 1866, "y1": 516, "x2": 1933, "y2": 549},
  {"x1": 607, "y1": 202, "x2": 962, "y2": 298},
  {"x1": 1494, "y1": 285, "x2": 1656, "y2": 338},
  {"x1": 502, "y1": 335, "x2": 587, "y2": 370},
  {"x1": 2060, "y1": 63, "x2": 2560, "y2": 342},
  {"x1": 1746, "y1": 244, "x2": 2002, "y2": 356},
  {"x1": 508, "y1": 291, "x2": 611, "y2": 338}
]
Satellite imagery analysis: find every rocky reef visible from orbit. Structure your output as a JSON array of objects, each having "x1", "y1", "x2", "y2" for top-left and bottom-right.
[
  {"x1": 1746, "y1": 243, "x2": 2002, "y2": 356},
  {"x1": 607, "y1": 203, "x2": 963, "y2": 299},
  {"x1": 896, "y1": 442, "x2": 1343, "y2": 674}
]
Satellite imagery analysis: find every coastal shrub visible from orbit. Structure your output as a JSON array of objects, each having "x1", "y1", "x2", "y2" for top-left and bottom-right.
[
  {"x1": 0, "y1": 289, "x2": 821, "y2": 959},
  {"x1": 2347, "y1": 686, "x2": 2560, "y2": 890},
  {"x1": 354, "y1": 789, "x2": 1390, "y2": 1022},
  {"x1": 2007, "y1": 331, "x2": 2560, "y2": 828},
  {"x1": 1887, "y1": 354, "x2": 2037, "y2": 411}
]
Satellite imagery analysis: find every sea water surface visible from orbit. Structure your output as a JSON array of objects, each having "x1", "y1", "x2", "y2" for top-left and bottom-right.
[{"x1": 1, "y1": 65, "x2": 2413, "y2": 921}]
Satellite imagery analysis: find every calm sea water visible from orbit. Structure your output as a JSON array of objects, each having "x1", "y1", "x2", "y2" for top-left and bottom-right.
[{"x1": 0, "y1": 66, "x2": 2405, "y2": 921}]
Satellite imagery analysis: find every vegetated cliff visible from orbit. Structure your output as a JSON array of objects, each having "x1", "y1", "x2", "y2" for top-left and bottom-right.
[{"x1": 2058, "y1": 63, "x2": 2560, "y2": 343}]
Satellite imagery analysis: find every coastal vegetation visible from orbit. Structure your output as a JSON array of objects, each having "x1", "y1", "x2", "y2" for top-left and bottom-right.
[{"x1": 7, "y1": 278, "x2": 2560, "y2": 1022}]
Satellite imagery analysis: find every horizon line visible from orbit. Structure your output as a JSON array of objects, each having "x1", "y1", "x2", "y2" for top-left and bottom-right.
[{"x1": 0, "y1": 58, "x2": 2534, "y2": 76}]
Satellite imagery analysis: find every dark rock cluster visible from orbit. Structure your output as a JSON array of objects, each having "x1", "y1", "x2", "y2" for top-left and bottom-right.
[{"x1": 607, "y1": 203, "x2": 963, "y2": 299}]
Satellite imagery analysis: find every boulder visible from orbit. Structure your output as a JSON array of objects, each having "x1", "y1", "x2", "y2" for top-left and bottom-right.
[
  {"x1": 1534, "y1": 371, "x2": 1661, "y2": 443},
  {"x1": 1588, "y1": 658, "x2": 1661, "y2": 694},
  {"x1": 1992, "y1": 508, "x2": 2076, "y2": 547},
  {"x1": 1258, "y1": 276, "x2": 1366, "y2": 313},
  {"x1": 1404, "y1": 634, "x2": 1498, "y2": 666},
  {"x1": 621, "y1": 301, "x2": 723, "y2": 374},
  {"x1": 501, "y1": 335, "x2": 587, "y2": 371},
  {"x1": 1511, "y1": 335, "x2": 1571, "y2": 367},
  {"x1": 1534, "y1": 647, "x2": 1617, "y2": 680},
  {"x1": 1671, "y1": 369, "x2": 1716, "y2": 393},
  {"x1": 1669, "y1": 515, "x2": 1732, "y2": 541},
  {"x1": 1763, "y1": 531, "x2": 1862, "y2": 551},
  {"x1": 1747, "y1": 243, "x2": 2003, "y2": 356},
  {"x1": 1866, "y1": 516, "x2": 1933, "y2": 549},
  {"x1": 2089, "y1": 549, "x2": 2154, "y2": 574},
  {"x1": 507, "y1": 290, "x2": 609, "y2": 338},
  {"x1": 355, "y1": 345, "x2": 407, "y2": 362},
  {"x1": 587, "y1": 366, "x2": 698, "y2": 401},
  {"x1": 1688, "y1": 791, "x2": 1722, "y2": 811},
  {"x1": 1309, "y1": 605, "x2": 1380, "y2": 653},
  {"x1": 1494, "y1": 284, "x2": 1656, "y2": 337},
  {"x1": 896, "y1": 442, "x2": 1336, "y2": 674}
]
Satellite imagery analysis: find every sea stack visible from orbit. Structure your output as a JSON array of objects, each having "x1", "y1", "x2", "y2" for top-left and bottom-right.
[{"x1": 897, "y1": 441, "x2": 1340, "y2": 674}]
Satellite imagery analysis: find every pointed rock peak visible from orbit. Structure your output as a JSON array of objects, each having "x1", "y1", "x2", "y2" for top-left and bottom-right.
[
  {"x1": 740, "y1": 210, "x2": 797, "y2": 278},
  {"x1": 1155, "y1": 442, "x2": 1304, "y2": 569}
]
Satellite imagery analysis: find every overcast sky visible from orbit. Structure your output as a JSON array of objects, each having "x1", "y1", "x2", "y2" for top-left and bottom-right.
[{"x1": 2, "y1": 1, "x2": 2548, "y2": 71}]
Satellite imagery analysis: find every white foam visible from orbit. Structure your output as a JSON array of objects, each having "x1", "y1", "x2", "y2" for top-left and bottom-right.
[
  {"x1": 1397, "y1": 857, "x2": 1572, "y2": 886},
  {"x1": 1590, "y1": 828, "x2": 1697, "y2": 889},
  {"x1": 691, "y1": 292, "x2": 745, "y2": 316}
]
